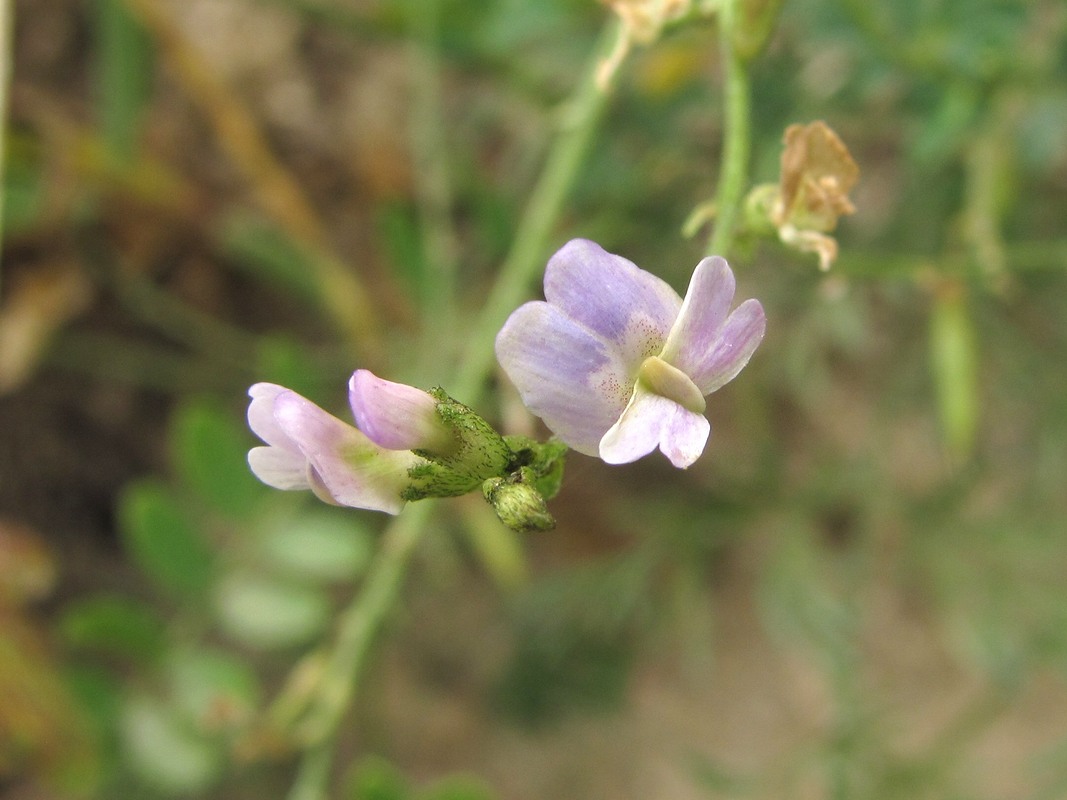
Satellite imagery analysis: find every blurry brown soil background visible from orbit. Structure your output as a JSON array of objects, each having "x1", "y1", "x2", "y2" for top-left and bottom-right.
[{"x1": 3, "y1": 0, "x2": 1067, "y2": 799}]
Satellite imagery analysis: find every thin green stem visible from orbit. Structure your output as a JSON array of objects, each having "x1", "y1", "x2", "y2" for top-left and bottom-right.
[
  {"x1": 282, "y1": 20, "x2": 621, "y2": 800},
  {"x1": 285, "y1": 742, "x2": 332, "y2": 800},
  {"x1": 706, "y1": 0, "x2": 750, "y2": 259},
  {"x1": 453, "y1": 20, "x2": 620, "y2": 403},
  {"x1": 408, "y1": 0, "x2": 461, "y2": 372},
  {"x1": 288, "y1": 500, "x2": 433, "y2": 751}
]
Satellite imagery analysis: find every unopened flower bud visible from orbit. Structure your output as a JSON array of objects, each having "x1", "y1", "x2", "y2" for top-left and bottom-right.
[{"x1": 483, "y1": 472, "x2": 556, "y2": 534}]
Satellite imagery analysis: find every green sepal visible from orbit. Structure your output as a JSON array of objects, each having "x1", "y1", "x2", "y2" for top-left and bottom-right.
[
  {"x1": 503, "y1": 436, "x2": 568, "y2": 500},
  {"x1": 402, "y1": 462, "x2": 483, "y2": 501},
  {"x1": 422, "y1": 388, "x2": 511, "y2": 478},
  {"x1": 400, "y1": 389, "x2": 512, "y2": 501},
  {"x1": 742, "y1": 183, "x2": 779, "y2": 237}
]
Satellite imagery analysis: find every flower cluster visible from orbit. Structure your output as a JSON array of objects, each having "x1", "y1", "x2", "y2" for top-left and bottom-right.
[
  {"x1": 248, "y1": 372, "x2": 565, "y2": 531},
  {"x1": 247, "y1": 239, "x2": 765, "y2": 528}
]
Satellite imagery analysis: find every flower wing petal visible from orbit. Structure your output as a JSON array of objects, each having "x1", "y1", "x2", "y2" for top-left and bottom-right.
[
  {"x1": 247, "y1": 445, "x2": 309, "y2": 490},
  {"x1": 545, "y1": 239, "x2": 681, "y2": 368},
  {"x1": 659, "y1": 256, "x2": 735, "y2": 375},
  {"x1": 272, "y1": 391, "x2": 417, "y2": 514},
  {"x1": 686, "y1": 299, "x2": 766, "y2": 394},
  {"x1": 496, "y1": 300, "x2": 631, "y2": 456},
  {"x1": 599, "y1": 388, "x2": 710, "y2": 469},
  {"x1": 248, "y1": 383, "x2": 300, "y2": 451}
]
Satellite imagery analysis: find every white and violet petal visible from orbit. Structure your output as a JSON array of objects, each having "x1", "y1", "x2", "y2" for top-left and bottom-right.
[
  {"x1": 544, "y1": 239, "x2": 681, "y2": 370},
  {"x1": 247, "y1": 445, "x2": 310, "y2": 491},
  {"x1": 248, "y1": 383, "x2": 301, "y2": 452},
  {"x1": 496, "y1": 300, "x2": 632, "y2": 455},
  {"x1": 598, "y1": 387, "x2": 711, "y2": 469},
  {"x1": 684, "y1": 299, "x2": 766, "y2": 395},
  {"x1": 658, "y1": 256, "x2": 735, "y2": 372},
  {"x1": 349, "y1": 369, "x2": 453, "y2": 453},
  {"x1": 657, "y1": 256, "x2": 766, "y2": 396},
  {"x1": 271, "y1": 391, "x2": 418, "y2": 514}
]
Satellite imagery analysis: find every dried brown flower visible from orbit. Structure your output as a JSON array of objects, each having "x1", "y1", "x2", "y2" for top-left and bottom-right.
[{"x1": 771, "y1": 121, "x2": 859, "y2": 270}]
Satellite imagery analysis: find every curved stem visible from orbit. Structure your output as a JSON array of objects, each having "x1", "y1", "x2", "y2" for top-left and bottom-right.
[
  {"x1": 706, "y1": 0, "x2": 751, "y2": 259},
  {"x1": 453, "y1": 20, "x2": 620, "y2": 403},
  {"x1": 282, "y1": 19, "x2": 621, "y2": 800}
]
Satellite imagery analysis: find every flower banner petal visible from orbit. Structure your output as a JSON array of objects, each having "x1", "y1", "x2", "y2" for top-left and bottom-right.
[
  {"x1": 496, "y1": 301, "x2": 630, "y2": 455},
  {"x1": 544, "y1": 239, "x2": 681, "y2": 367},
  {"x1": 248, "y1": 383, "x2": 300, "y2": 452},
  {"x1": 349, "y1": 370, "x2": 450, "y2": 452}
]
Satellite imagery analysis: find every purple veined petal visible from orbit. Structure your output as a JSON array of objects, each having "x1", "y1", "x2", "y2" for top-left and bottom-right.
[
  {"x1": 685, "y1": 299, "x2": 766, "y2": 395},
  {"x1": 544, "y1": 239, "x2": 681, "y2": 368},
  {"x1": 658, "y1": 256, "x2": 736, "y2": 376},
  {"x1": 247, "y1": 445, "x2": 310, "y2": 491},
  {"x1": 598, "y1": 387, "x2": 711, "y2": 469},
  {"x1": 272, "y1": 391, "x2": 420, "y2": 514},
  {"x1": 349, "y1": 370, "x2": 452, "y2": 452},
  {"x1": 496, "y1": 300, "x2": 633, "y2": 456},
  {"x1": 248, "y1": 383, "x2": 301, "y2": 452}
]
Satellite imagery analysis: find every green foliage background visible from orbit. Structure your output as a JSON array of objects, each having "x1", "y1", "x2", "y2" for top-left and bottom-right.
[{"x1": 1, "y1": 0, "x2": 1066, "y2": 798}]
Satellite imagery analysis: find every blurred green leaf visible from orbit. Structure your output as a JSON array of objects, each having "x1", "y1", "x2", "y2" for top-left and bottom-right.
[
  {"x1": 219, "y1": 213, "x2": 320, "y2": 301},
  {"x1": 65, "y1": 665, "x2": 123, "y2": 746},
  {"x1": 417, "y1": 774, "x2": 496, "y2": 800},
  {"x1": 254, "y1": 334, "x2": 327, "y2": 401},
  {"x1": 170, "y1": 398, "x2": 265, "y2": 520},
  {"x1": 1, "y1": 142, "x2": 46, "y2": 235},
  {"x1": 96, "y1": 0, "x2": 154, "y2": 162},
  {"x1": 166, "y1": 648, "x2": 261, "y2": 735},
  {"x1": 493, "y1": 557, "x2": 647, "y2": 725},
  {"x1": 346, "y1": 753, "x2": 410, "y2": 800},
  {"x1": 59, "y1": 595, "x2": 166, "y2": 663},
  {"x1": 214, "y1": 571, "x2": 330, "y2": 649},
  {"x1": 118, "y1": 480, "x2": 216, "y2": 598},
  {"x1": 929, "y1": 287, "x2": 978, "y2": 460},
  {"x1": 259, "y1": 511, "x2": 374, "y2": 583},
  {"x1": 376, "y1": 203, "x2": 427, "y2": 294},
  {"x1": 120, "y1": 694, "x2": 220, "y2": 795}
]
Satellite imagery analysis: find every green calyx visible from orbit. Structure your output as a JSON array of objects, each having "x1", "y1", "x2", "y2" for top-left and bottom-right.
[
  {"x1": 402, "y1": 388, "x2": 512, "y2": 501},
  {"x1": 400, "y1": 393, "x2": 569, "y2": 530},
  {"x1": 481, "y1": 437, "x2": 568, "y2": 533}
]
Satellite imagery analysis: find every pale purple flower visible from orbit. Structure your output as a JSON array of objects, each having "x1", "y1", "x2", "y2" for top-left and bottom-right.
[
  {"x1": 495, "y1": 239, "x2": 765, "y2": 468},
  {"x1": 348, "y1": 369, "x2": 454, "y2": 453},
  {"x1": 247, "y1": 382, "x2": 422, "y2": 514}
]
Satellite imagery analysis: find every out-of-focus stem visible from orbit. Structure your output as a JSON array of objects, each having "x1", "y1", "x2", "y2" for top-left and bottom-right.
[
  {"x1": 453, "y1": 20, "x2": 620, "y2": 403},
  {"x1": 963, "y1": 91, "x2": 1014, "y2": 289},
  {"x1": 408, "y1": 0, "x2": 460, "y2": 372},
  {"x1": 706, "y1": 0, "x2": 750, "y2": 258}
]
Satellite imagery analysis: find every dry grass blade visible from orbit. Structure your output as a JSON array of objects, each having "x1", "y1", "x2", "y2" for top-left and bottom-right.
[{"x1": 121, "y1": 0, "x2": 381, "y2": 356}]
